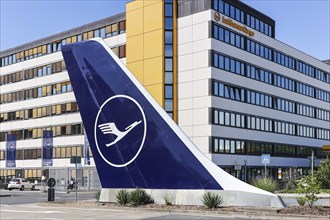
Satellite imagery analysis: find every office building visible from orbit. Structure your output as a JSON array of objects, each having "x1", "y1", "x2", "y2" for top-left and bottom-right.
[{"x1": 1, "y1": 0, "x2": 329, "y2": 186}]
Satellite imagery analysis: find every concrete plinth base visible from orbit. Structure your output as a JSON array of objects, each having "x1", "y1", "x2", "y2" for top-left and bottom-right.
[{"x1": 99, "y1": 188, "x2": 285, "y2": 208}]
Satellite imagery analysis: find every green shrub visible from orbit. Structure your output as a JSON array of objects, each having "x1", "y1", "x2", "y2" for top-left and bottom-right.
[
  {"x1": 129, "y1": 188, "x2": 154, "y2": 207},
  {"x1": 251, "y1": 178, "x2": 277, "y2": 193},
  {"x1": 315, "y1": 156, "x2": 330, "y2": 189},
  {"x1": 202, "y1": 192, "x2": 223, "y2": 209},
  {"x1": 297, "y1": 197, "x2": 306, "y2": 206},
  {"x1": 94, "y1": 190, "x2": 101, "y2": 202},
  {"x1": 116, "y1": 189, "x2": 130, "y2": 205},
  {"x1": 296, "y1": 172, "x2": 320, "y2": 208}
]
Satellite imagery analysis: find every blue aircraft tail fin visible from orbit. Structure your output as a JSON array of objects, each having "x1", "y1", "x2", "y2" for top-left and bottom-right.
[{"x1": 61, "y1": 39, "x2": 282, "y2": 206}]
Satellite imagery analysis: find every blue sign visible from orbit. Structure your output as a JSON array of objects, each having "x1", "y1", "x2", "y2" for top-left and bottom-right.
[
  {"x1": 261, "y1": 154, "x2": 271, "y2": 165},
  {"x1": 6, "y1": 134, "x2": 16, "y2": 168},
  {"x1": 84, "y1": 131, "x2": 90, "y2": 165},
  {"x1": 42, "y1": 130, "x2": 53, "y2": 167}
]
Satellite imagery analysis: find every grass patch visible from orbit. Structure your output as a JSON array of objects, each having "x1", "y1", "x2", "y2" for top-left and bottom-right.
[{"x1": 251, "y1": 178, "x2": 277, "y2": 193}]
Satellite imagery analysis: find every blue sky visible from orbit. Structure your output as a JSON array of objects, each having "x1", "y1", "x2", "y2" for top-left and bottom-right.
[{"x1": 1, "y1": 0, "x2": 329, "y2": 61}]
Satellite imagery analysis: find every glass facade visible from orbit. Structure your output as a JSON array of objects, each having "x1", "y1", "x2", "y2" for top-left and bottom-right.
[
  {"x1": 212, "y1": 0, "x2": 273, "y2": 37},
  {"x1": 164, "y1": 0, "x2": 174, "y2": 118},
  {"x1": 212, "y1": 22, "x2": 330, "y2": 84}
]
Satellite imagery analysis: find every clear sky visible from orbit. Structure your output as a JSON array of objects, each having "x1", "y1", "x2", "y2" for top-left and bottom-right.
[{"x1": 1, "y1": 0, "x2": 329, "y2": 61}]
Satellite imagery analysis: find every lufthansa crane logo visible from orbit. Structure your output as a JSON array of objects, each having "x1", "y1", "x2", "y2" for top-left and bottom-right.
[
  {"x1": 44, "y1": 140, "x2": 53, "y2": 149},
  {"x1": 7, "y1": 143, "x2": 15, "y2": 151},
  {"x1": 94, "y1": 95, "x2": 147, "y2": 168}
]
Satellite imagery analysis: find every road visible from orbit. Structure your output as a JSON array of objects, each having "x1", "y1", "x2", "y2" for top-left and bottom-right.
[
  {"x1": 1, "y1": 190, "x2": 329, "y2": 220},
  {"x1": 0, "y1": 189, "x2": 95, "y2": 205},
  {"x1": 0, "y1": 203, "x2": 262, "y2": 220}
]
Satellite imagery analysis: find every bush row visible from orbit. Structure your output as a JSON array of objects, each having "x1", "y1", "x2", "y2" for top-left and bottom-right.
[{"x1": 96, "y1": 189, "x2": 224, "y2": 209}]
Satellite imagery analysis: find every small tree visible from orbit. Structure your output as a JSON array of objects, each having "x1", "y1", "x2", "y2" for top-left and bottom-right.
[
  {"x1": 296, "y1": 172, "x2": 320, "y2": 208},
  {"x1": 315, "y1": 156, "x2": 330, "y2": 189}
]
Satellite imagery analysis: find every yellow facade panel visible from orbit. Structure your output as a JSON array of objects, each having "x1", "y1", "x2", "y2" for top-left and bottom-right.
[
  {"x1": 145, "y1": 84, "x2": 163, "y2": 106},
  {"x1": 143, "y1": 2, "x2": 163, "y2": 33},
  {"x1": 126, "y1": 0, "x2": 143, "y2": 12},
  {"x1": 127, "y1": 61, "x2": 144, "y2": 84},
  {"x1": 144, "y1": 57, "x2": 163, "y2": 86},
  {"x1": 126, "y1": 35, "x2": 144, "y2": 63},
  {"x1": 126, "y1": 9, "x2": 144, "y2": 37},
  {"x1": 143, "y1": 0, "x2": 161, "y2": 7},
  {"x1": 143, "y1": 30, "x2": 163, "y2": 59}
]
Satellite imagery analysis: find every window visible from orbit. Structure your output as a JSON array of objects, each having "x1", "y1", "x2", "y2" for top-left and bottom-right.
[
  {"x1": 118, "y1": 45, "x2": 126, "y2": 58},
  {"x1": 119, "y1": 20, "x2": 126, "y2": 34}
]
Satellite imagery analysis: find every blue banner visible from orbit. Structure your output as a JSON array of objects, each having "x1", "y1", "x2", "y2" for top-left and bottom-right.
[
  {"x1": 84, "y1": 132, "x2": 90, "y2": 165},
  {"x1": 6, "y1": 134, "x2": 16, "y2": 168},
  {"x1": 42, "y1": 130, "x2": 53, "y2": 167}
]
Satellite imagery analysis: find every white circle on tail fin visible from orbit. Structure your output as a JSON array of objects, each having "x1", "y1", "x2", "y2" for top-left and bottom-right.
[{"x1": 94, "y1": 95, "x2": 147, "y2": 168}]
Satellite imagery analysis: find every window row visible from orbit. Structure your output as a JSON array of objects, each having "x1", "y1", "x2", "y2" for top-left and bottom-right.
[
  {"x1": 0, "y1": 81, "x2": 72, "y2": 104},
  {"x1": 0, "y1": 145, "x2": 93, "y2": 161},
  {"x1": 211, "y1": 23, "x2": 330, "y2": 84},
  {"x1": 212, "y1": 52, "x2": 330, "y2": 103},
  {"x1": 247, "y1": 39, "x2": 273, "y2": 61},
  {"x1": 212, "y1": 109, "x2": 330, "y2": 140},
  {"x1": 212, "y1": 0, "x2": 273, "y2": 37},
  {"x1": 0, "y1": 61, "x2": 65, "y2": 86},
  {"x1": 0, "y1": 124, "x2": 83, "y2": 142},
  {"x1": 0, "y1": 102, "x2": 79, "y2": 123},
  {"x1": 212, "y1": 137, "x2": 324, "y2": 158},
  {"x1": 316, "y1": 89, "x2": 330, "y2": 102},
  {"x1": 164, "y1": 0, "x2": 174, "y2": 119},
  {"x1": 296, "y1": 60, "x2": 315, "y2": 78},
  {"x1": 213, "y1": 25, "x2": 245, "y2": 50},
  {"x1": 1, "y1": 20, "x2": 126, "y2": 67},
  {"x1": 212, "y1": 81, "x2": 330, "y2": 122},
  {"x1": 273, "y1": 50, "x2": 296, "y2": 70}
]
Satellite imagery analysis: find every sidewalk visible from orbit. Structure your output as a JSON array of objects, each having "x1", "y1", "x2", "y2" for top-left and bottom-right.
[{"x1": 39, "y1": 200, "x2": 330, "y2": 220}]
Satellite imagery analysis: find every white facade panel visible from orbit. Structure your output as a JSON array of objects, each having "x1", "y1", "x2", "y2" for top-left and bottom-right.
[
  {"x1": 178, "y1": 97, "x2": 192, "y2": 111},
  {"x1": 178, "y1": 26, "x2": 193, "y2": 45},
  {"x1": 178, "y1": 81, "x2": 193, "y2": 99},
  {"x1": 178, "y1": 54, "x2": 193, "y2": 72},
  {"x1": 0, "y1": 113, "x2": 81, "y2": 131},
  {"x1": 0, "y1": 52, "x2": 63, "y2": 76},
  {"x1": 192, "y1": 125, "x2": 211, "y2": 138},
  {"x1": 192, "y1": 23, "x2": 209, "y2": 42},
  {"x1": 178, "y1": 109, "x2": 193, "y2": 126},
  {"x1": 192, "y1": 51, "x2": 209, "y2": 69},
  {"x1": 0, "y1": 71, "x2": 69, "y2": 93},
  {"x1": 178, "y1": 70, "x2": 192, "y2": 83},
  {"x1": 192, "y1": 96, "x2": 211, "y2": 109},
  {"x1": 178, "y1": 43, "x2": 193, "y2": 56},
  {"x1": 192, "y1": 136, "x2": 209, "y2": 154},
  {"x1": 0, "y1": 135, "x2": 84, "y2": 151},
  {"x1": 192, "y1": 108, "x2": 209, "y2": 125},
  {"x1": 0, "y1": 92, "x2": 76, "y2": 113},
  {"x1": 192, "y1": 79, "x2": 209, "y2": 97},
  {"x1": 192, "y1": 68, "x2": 211, "y2": 81}
]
